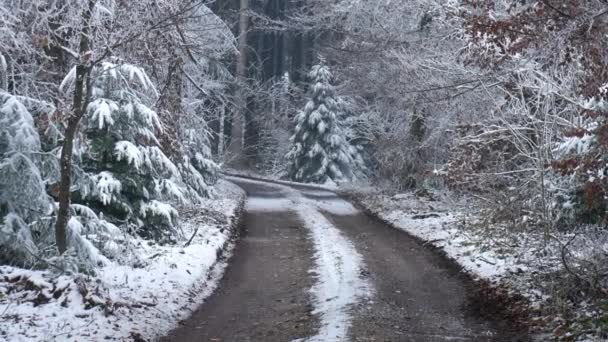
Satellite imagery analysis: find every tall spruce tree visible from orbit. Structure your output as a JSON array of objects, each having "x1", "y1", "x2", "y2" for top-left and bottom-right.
[{"x1": 287, "y1": 60, "x2": 363, "y2": 183}]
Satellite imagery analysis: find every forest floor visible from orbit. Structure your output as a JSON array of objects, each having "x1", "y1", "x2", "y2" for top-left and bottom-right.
[
  {"x1": 163, "y1": 176, "x2": 528, "y2": 341},
  {"x1": 0, "y1": 180, "x2": 245, "y2": 341}
]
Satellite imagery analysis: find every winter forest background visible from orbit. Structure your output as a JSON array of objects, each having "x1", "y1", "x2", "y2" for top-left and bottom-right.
[{"x1": 1, "y1": 0, "x2": 608, "y2": 340}]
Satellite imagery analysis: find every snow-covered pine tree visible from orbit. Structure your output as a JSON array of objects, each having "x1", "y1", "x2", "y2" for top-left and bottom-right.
[
  {"x1": 63, "y1": 61, "x2": 207, "y2": 242},
  {"x1": 0, "y1": 92, "x2": 54, "y2": 265},
  {"x1": 0, "y1": 91, "x2": 118, "y2": 271},
  {"x1": 287, "y1": 60, "x2": 363, "y2": 183}
]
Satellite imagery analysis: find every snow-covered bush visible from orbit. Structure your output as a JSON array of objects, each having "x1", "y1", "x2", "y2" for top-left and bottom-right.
[
  {"x1": 0, "y1": 93, "x2": 54, "y2": 265},
  {"x1": 287, "y1": 61, "x2": 364, "y2": 183}
]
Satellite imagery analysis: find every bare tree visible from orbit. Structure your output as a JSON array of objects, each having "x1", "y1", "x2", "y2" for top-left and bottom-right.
[{"x1": 229, "y1": 0, "x2": 250, "y2": 164}]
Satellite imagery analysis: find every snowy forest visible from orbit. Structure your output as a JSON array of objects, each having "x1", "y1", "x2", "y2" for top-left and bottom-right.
[{"x1": 1, "y1": 0, "x2": 608, "y2": 341}]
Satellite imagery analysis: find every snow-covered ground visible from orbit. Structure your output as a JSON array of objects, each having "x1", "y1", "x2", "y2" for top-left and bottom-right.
[
  {"x1": 0, "y1": 180, "x2": 245, "y2": 341},
  {"x1": 350, "y1": 189, "x2": 608, "y2": 341},
  {"x1": 232, "y1": 177, "x2": 371, "y2": 342}
]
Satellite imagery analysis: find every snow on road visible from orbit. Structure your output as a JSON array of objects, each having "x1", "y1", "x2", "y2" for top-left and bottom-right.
[
  {"x1": 296, "y1": 205, "x2": 371, "y2": 341},
  {"x1": 231, "y1": 177, "x2": 372, "y2": 342},
  {"x1": 245, "y1": 197, "x2": 296, "y2": 212}
]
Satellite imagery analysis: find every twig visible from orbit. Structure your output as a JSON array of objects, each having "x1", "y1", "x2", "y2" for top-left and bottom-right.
[
  {"x1": 24, "y1": 246, "x2": 66, "y2": 274},
  {"x1": 423, "y1": 238, "x2": 444, "y2": 246},
  {"x1": 148, "y1": 253, "x2": 163, "y2": 260},
  {"x1": 50, "y1": 316, "x2": 97, "y2": 339},
  {"x1": 0, "y1": 302, "x2": 11, "y2": 317},
  {"x1": 549, "y1": 233, "x2": 587, "y2": 286},
  {"x1": 184, "y1": 227, "x2": 199, "y2": 247},
  {"x1": 478, "y1": 257, "x2": 497, "y2": 266},
  {"x1": 470, "y1": 194, "x2": 495, "y2": 204}
]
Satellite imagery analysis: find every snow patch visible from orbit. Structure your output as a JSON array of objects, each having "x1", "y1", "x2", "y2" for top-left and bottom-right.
[
  {"x1": 315, "y1": 199, "x2": 358, "y2": 216},
  {"x1": 93, "y1": 171, "x2": 121, "y2": 205},
  {"x1": 228, "y1": 176, "x2": 358, "y2": 216},
  {"x1": 295, "y1": 205, "x2": 371, "y2": 342},
  {"x1": 114, "y1": 141, "x2": 143, "y2": 169},
  {"x1": 245, "y1": 197, "x2": 296, "y2": 212}
]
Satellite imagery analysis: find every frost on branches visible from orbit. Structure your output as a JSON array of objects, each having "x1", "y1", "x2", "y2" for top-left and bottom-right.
[{"x1": 287, "y1": 61, "x2": 364, "y2": 184}]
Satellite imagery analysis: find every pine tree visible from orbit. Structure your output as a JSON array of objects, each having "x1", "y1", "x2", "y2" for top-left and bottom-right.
[
  {"x1": 287, "y1": 60, "x2": 363, "y2": 183},
  {"x1": 0, "y1": 92, "x2": 54, "y2": 264},
  {"x1": 64, "y1": 61, "x2": 208, "y2": 242},
  {"x1": 0, "y1": 91, "x2": 119, "y2": 271}
]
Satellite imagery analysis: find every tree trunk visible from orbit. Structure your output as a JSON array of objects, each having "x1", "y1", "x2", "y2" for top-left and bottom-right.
[
  {"x1": 55, "y1": 113, "x2": 80, "y2": 254},
  {"x1": 0, "y1": 54, "x2": 7, "y2": 91},
  {"x1": 218, "y1": 104, "x2": 226, "y2": 157},
  {"x1": 229, "y1": 0, "x2": 250, "y2": 163},
  {"x1": 55, "y1": 0, "x2": 95, "y2": 254}
]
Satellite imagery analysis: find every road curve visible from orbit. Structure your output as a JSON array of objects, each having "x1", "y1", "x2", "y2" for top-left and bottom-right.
[{"x1": 161, "y1": 176, "x2": 528, "y2": 342}]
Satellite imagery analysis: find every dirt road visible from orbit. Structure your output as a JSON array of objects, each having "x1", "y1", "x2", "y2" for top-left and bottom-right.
[{"x1": 161, "y1": 177, "x2": 527, "y2": 342}]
